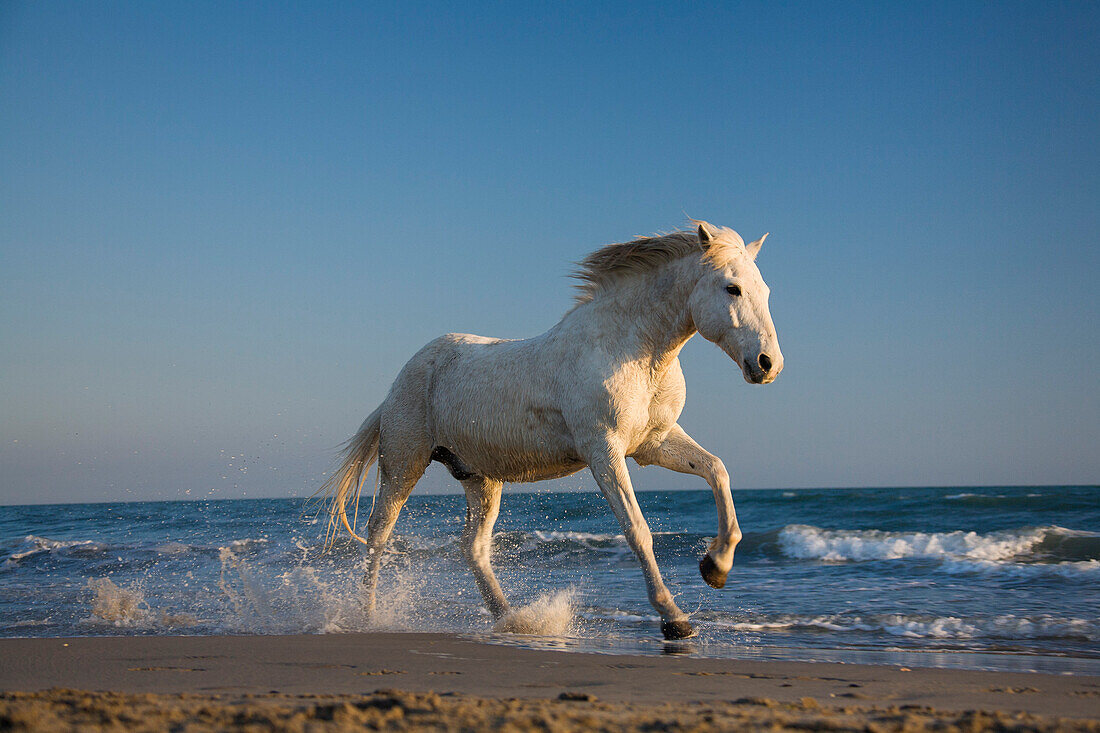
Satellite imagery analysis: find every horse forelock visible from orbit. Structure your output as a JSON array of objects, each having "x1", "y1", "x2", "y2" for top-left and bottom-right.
[{"x1": 571, "y1": 227, "x2": 744, "y2": 303}]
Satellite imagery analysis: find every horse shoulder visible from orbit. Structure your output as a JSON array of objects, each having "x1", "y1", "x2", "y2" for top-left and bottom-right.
[
  {"x1": 554, "y1": 356, "x2": 672, "y2": 457},
  {"x1": 637, "y1": 359, "x2": 687, "y2": 447},
  {"x1": 654, "y1": 358, "x2": 688, "y2": 417}
]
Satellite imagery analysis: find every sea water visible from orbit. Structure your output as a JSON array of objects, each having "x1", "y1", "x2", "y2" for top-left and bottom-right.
[{"x1": 2, "y1": 486, "x2": 1097, "y2": 673}]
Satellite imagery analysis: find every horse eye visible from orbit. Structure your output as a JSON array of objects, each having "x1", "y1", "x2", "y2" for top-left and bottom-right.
[{"x1": 725, "y1": 284, "x2": 742, "y2": 296}]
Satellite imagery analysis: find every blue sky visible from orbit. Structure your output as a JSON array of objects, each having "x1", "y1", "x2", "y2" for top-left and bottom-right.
[{"x1": 1, "y1": 1, "x2": 1097, "y2": 504}]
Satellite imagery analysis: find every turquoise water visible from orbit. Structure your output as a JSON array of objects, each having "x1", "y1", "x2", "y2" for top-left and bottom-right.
[{"x1": 2, "y1": 486, "x2": 1097, "y2": 673}]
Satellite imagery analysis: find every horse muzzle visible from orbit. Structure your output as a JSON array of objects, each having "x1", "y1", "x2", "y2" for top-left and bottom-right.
[{"x1": 742, "y1": 352, "x2": 782, "y2": 384}]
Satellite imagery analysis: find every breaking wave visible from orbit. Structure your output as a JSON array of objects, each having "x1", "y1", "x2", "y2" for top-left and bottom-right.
[
  {"x1": 777, "y1": 525, "x2": 1100, "y2": 573},
  {"x1": 2, "y1": 535, "x2": 108, "y2": 568},
  {"x1": 1, "y1": 534, "x2": 270, "y2": 570}
]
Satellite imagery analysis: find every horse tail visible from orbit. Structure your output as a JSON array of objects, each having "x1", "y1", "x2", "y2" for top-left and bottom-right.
[{"x1": 321, "y1": 406, "x2": 382, "y2": 549}]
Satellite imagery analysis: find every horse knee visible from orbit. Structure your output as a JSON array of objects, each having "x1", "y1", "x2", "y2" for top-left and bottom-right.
[
  {"x1": 625, "y1": 524, "x2": 654, "y2": 554},
  {"x1": 460, "y1": 534, "x2": 476, "y2": 562},
  {"x1": 708, "y1": 458, "x2": 730, "y2": 489},
  {"x1": 461, "y1": 534, "x2": 490, "y2": 566}
]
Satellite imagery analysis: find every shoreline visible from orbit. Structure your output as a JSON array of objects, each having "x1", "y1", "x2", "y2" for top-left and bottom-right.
[
  {"x1": 486, "y1": 635, "x2": 1100, "y2": 676},
  {"x1": 2, "y1": 632, "x2": 1098, "y2": 720}
]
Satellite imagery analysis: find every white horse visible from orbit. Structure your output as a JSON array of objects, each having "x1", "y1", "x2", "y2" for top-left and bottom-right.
[{"x1": 323, "y1": 220, "x2": 783, "y2": 639}]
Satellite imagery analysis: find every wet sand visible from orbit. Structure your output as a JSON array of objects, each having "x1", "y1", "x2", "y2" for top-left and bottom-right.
[{"x1": 1, "y1": 633, "x2": 1098, "y2": 730}]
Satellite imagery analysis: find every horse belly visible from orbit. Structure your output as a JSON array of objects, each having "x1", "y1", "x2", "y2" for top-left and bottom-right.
[
  {"x1": 427, "y1": 333, "x2": 587, "y2": 483},
  {"x1": 436, "y1": 405, "x2": 585, "y2": 483},
  {"x1": 487, "y1": 458, "x2": 587, "y2": 483}
]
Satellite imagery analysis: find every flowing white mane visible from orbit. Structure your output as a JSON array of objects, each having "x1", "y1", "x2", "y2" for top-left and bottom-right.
[{"x1": 571, "y1": 223, "x2": 747, "y2": 303}]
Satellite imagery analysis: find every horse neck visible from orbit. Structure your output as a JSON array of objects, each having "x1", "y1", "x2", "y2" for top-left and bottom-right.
[{"x1": 583, "y1": 258, "x2": 699, "y2": 376}]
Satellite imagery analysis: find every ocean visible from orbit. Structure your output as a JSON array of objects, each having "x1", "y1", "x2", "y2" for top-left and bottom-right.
[{"x1": 2, "y1": 486, "x2": 1097, "y2": 674}]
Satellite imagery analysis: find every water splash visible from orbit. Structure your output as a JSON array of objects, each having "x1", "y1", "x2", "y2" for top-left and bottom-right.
[
  {"x1": 494, "y1": 589, "x2": 575, "y2": 636},
  {"x1": 213, "y1": 543, "x2": 478, "y2": 635},
  {"x1": 87, "y1": 577, "x2": 149, "y2": 625},
  {"x1": 86, "y1": 577, "x2": 197, "y2": 629}
]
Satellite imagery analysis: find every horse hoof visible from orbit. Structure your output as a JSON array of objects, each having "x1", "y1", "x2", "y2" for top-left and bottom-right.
[
  {"x1": 699, "y1": 554, "x2": 727, "y2": 589},
  {"x1": 661, "y1": 619, "x2": 696, "y2": 640}
]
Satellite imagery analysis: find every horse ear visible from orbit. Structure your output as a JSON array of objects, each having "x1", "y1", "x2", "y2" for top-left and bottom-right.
[
  {"x1": 746, "y1": 232, "x2": 769, "y2": 260},
  {"x1": 697, "y1": 223, "x2": 714, "y2": 245}
]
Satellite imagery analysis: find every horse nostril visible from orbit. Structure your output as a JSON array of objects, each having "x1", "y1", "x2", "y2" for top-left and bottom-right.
[{"x1": 758, "y1": 353, "x2": 772, "y2": 372}]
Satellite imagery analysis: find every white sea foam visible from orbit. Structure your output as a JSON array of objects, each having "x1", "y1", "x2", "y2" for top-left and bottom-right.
[
  {"x1": 944, "y1": 492, "x2": 1048, "y2": 503},
  {"x1": 4, "y1": 618, "x2": 54, "y2": 628},
  {"x1": 723, "y1": 613, "x2": 1099, "y2": 641},
  {"x1": 534, "y1": 530, "x2": 623, "y2": 545},
  {"x1": 526, "y1": 531, "x2": 635, "y2": 563},
  {"x1": 530, "y1": 530, "x2": 677, "y2": 548},
  {"x1": 940, "y1": 558, "x2": 1100, "y2": 578},
  {"x1": 226, "y1": 537, "x2": 269, "y2": 552},
  {"x1": 579, "y1": 608, "x2": 660, "y2": 623}
]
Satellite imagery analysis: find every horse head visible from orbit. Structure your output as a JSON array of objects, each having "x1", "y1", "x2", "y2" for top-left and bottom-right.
[{"x1": 688, "y1": 221, "x2": 783, "y2": 385}]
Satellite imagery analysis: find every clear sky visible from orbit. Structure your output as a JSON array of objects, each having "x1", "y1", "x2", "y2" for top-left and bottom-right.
[{"x1": 2, "y1": 1, "x2": 1097, "y2": 505}]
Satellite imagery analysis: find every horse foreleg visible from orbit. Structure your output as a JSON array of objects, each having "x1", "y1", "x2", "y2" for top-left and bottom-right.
[
  {"x1": 460, "y1": 476, "x2": 510, "y2": 619},
  {"x1": 633, "y1": 424, "x2": 741, "y2": 589},
  {"x1": 586, "y1": 442, "x2": 694, "y2": 640}
]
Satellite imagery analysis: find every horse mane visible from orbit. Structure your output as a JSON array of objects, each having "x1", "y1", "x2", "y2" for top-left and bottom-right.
[{"x1": 571, "y1": 225, "x2": 744, "y2": 304}]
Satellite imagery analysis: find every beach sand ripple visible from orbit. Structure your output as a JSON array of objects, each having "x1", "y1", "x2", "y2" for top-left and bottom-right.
[{"x1": 3, "y1": 687, "x2": 1099, "y2": 733}]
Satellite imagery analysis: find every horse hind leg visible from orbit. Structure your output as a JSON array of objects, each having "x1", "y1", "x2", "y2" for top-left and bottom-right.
[
  {"x1": 460, "y1": 475, "x2": 510, "y2": 619},
  {"x1": 361, "y1": 443, "x2": 430, "y2": 619}
]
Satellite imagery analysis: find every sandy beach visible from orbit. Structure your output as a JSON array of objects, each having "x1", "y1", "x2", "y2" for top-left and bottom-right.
[{"x1": 2, "y1": 633, "x2": 1098, "y2": 731}]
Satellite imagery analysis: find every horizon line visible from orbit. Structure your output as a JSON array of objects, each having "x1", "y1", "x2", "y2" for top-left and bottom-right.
[{"x1": 2, "y1": 483, "x2": 1096, "y2": 508}]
